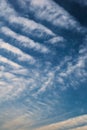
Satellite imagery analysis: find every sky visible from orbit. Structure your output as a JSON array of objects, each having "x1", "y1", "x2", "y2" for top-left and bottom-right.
[{"x1": 0, "y1": 0, "x2": 87, "y2": 130}]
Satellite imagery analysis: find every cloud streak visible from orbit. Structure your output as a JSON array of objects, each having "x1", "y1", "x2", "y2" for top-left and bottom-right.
[{"x1": 35, "y1": 115, "x2": 87, "y2": 130}]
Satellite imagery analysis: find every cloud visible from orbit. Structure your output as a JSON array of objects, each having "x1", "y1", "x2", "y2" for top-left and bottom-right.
[
  {"x1": 0, "y1": 39, "x2": 35, "y2": 64},
  {"x1": 8, "y1": 16, "x2": 55, "y2": 40},
  {"x1": 0, "y1": 0, "x2": 17, "y2": 20},
  {"x1": 0, "y1": 55, "x2": 21, "y2": 68},
  {"x1": 47, "y1": 36, "x2": 65, "y2": 45},
  {"x1": 0, "y1": 0, "x2": 87, "y2": 130},
  {"x1": 0, "y1": 105, "x2": 36, "y2": 130},
  {"x1": 2, "y1": 115, "x2": 32, "y2": 130},
  {"x1": 0, "y1": 26, "x2": 50, "y2": 54},
  {"x1": 56, "y1": 45, "x2": 87, "y2": 89},
  {"x1": 71, "y1": 125, "x2": 87, "y2": 130},
  {"x1": 28, "y1": 0, "x2": 82, "y2": 31},
  {"x1": 36, "y1": 71, "x2": 55, "y2": 95},
  {"x1": 35, "y1": 114, "x2": 87, "y2": 130}
]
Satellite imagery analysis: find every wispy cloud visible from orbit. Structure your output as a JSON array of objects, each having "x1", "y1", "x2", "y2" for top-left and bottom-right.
[
  {"x1": 35, "y1": 114, "x2": 87, "y2": 130},
  {"x1": 0, "y1": 55, "x2": 21, "y2": 68},
  {"x1": 0, "y1": 26, "x2": 50, "y2": 53},
  {"x1": 28, "y1": 0, "x2": 83, "y2": 31},
  {"x1": 0, "y1": 39, "x2": 35, "y2": 64},
  {"x1": 0, "y1": 0, "x2": 87, "y2": 130}
]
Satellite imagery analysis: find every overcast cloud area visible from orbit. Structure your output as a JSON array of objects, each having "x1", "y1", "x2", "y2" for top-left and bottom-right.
[{"x1": 0, "y1": 0, "x2": 87, "y2": 130}]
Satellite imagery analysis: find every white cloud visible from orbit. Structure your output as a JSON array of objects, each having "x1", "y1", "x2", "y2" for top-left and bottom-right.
[
  {"x1": 35, "y1": 114, "x2": 87, "y2": 130},
  {"x1": 0, "y1": 55, "x2": 21, "y2": 68},
  {"x1": 1, "y1": 26, "x2": 50, "y2": 53},
  {"x1": 0, "y1": 1, "x2": 87, "y2": 130},
  {"x1": 0, "y1": 0, "x2": 17, "y2": 19},
  {"x1": 2, "y1": 114, "x2": 33, "y2": 130},
  {"x1": 36, "y1": 71, "x2": 54, "y2": 94},
  {"x1": 47, "y1": 36, "x2": 65, "y2": 45},
  {"x1": 0, "y1": 39, "x2": 35, "y2": 64},
  {"x1": 0, "y1": 105, "x2": 36, "y2": 130},
  {"x1": 29, "y1": 0, "x2": 82, "y2": 31},
  {"x1": 0, "y1": 55, "x2": 35, "y2": 101},
  {"x1": 9, "y1": 15, "x2": 55, "y2": 39},
  {"x1": 31, "y1": 0, "x2": 49, "y2": 6},
  {"x1": 71, "y1": 125, "x2": 87, "y2": 130}
]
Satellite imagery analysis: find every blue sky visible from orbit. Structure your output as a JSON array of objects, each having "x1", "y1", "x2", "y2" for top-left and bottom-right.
[{"x1": 0, "y1": 0, "x2": 87, "y2": 130}]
